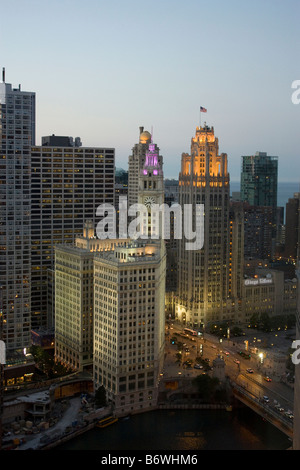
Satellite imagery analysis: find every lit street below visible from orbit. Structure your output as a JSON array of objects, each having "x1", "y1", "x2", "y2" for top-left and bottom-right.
[{"x1": 162, "y1": 322, "x2": 295, "y2": 420}]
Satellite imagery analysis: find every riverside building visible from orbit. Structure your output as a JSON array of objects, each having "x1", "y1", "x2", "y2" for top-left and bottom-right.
[
  {"x1": 55, "y1": 130, "x2": 167, "y2": 415},
  {"x1": 55, "y1": 221, "x2": 129, "y2": 372},
  {"x1": 93, "y1": 240, "x2": 166, "y2": 415},
  {"x1": 93, "y1": 131, "x2": 166, "y2": 415}
]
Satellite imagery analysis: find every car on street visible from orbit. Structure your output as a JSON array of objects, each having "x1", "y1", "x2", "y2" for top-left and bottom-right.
[
  {"x1": 264, "y1": 376, "x2": 272, "y2": 382},
  {"x1": 275, "y1": 405, "x2": 284, "y2": 412},
  {"x1": 246, "y1": 368, "x2": 254, "y2": 373}
]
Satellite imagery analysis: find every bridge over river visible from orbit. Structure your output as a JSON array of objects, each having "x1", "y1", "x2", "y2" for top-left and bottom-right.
[{"x1": 231, "y1": 380, "x2": 293, "y2": 439}]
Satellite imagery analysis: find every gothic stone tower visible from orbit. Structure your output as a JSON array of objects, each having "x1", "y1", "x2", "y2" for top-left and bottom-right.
[{"x1": 176, "y1": 124, "x2": 234, "y2": 327}]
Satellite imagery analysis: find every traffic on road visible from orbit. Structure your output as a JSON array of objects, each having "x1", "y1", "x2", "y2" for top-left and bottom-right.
[{"x1": 164, "y1": 321, "x2": 294, "y2": 421}]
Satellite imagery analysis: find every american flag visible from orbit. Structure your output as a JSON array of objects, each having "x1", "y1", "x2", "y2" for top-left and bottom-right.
[{"x1": 200, "y1": 106, "x2": 207, "y2": 113}]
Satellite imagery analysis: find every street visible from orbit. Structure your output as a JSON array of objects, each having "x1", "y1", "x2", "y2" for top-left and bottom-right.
[{"x1": 163, "y1": 322, "x2": 295, "y2": 418}]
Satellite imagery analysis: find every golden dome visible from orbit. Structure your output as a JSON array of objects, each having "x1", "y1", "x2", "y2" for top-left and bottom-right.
[{"x1": 139, "y1": 131, "x2": 151, "y2": 144}]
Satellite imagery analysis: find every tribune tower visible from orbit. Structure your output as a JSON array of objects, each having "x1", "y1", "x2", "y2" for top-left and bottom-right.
[{"x1": 176, "y1": 124, "x2": 235, "y2": 327}]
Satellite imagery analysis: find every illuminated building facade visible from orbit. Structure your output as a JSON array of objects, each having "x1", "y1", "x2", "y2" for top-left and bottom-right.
[
  {"x1": 31, "y1": 143, "x2": 115, "y2": 329},
  {"x1": 93, "y1": 134, "x2": 166, "y2": 415},
  {"x1": 128, "y1": 127, "x2": 162, "y2": 208},
  {"x1": 0, "y1": 71, "x2": 35, "y2": 352},
  {"x1": 55, "y1": 221, "x2": 130, "y2": 372},
  {"x1": 176, "y1": 124, "x2": 235, "y2": 326},
  {"x1": 138, "y1": 139, "x2": 164, "y2": 238},
  {"x1": 242, "y1": 269, "x2": 297, "y2": 322},
  {"x1": 55, "y1": 131, "x2": 167, "y2": 414},
  {"x1": 93, "y1": 240, "x2": 166, "y2": 415}
]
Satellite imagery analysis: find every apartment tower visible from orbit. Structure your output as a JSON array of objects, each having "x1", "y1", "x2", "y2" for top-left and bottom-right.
[
  {"x1": 0, "y1": 69, "x2": 35, "y2": 351},
  {"x1": 31, "y1": 140, "x2": 115, "y2": 329}
]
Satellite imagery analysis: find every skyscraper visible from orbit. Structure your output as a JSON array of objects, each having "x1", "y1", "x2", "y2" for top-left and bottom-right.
[
  {"x1": 128, "y1": 127, "x2": 162, "y2": 208},
  {"x1": 240, "y1": 152, "x2": 278, "y2": 208},
  {"x1": 54, "y1": 129, "x2": 167, "y2": 414},
  {"x1": 93, "y1": 239, "x2": 166, "y2": 415},
  {"x1": 0, "y1": 69, "x2": 36, "y2": 352},
  {"x1": 241, "y1": 152, "x2": 278, "y2": 259},
  {"x1": 176, "y1": 124, "x2": 234, "y2": 327},
  {"x1": 55, "y1": 222, "x2": 129, "y2": 372},
  {"x1": 229, "y1": 202, "x2": 244, "y2": 304},
  {"x1": 285, "y1": 193, "x2": 300, "y2": 261},
  {"x1": 137, "y1": 139, "x2": 164, "y2": 239},
  {"x1": 31, "y1": 141, "x2": 115, "y2": 329},
  {"x1": 93, "y1": 131, "x2": 166, "y2": 415},
  {"x1": 243, "y1": 204, "x2": 274, "y2": 260},
  {"x1": 293, "y1": 202, "x2": 300, "y2": 450},
  {"x1": 164, "y1": 180, "x2": 179, "y2": 318}
]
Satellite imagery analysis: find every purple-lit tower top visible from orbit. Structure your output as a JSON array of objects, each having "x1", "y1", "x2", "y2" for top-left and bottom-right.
[
  {"x1": 142, "y1": 139, "x2": 163, "y2": 177},
  {"x1": 128, "y1": 127, "x2": 164, "y2": 209}
]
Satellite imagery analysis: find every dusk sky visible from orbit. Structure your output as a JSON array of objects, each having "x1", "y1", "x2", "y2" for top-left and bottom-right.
[{"x1": 1, "y1": 0, "x2": 299, "y2": 182}]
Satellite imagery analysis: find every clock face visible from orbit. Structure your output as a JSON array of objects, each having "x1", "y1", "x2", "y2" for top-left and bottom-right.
[{"x1": 144, "y1": 196, "x2": 156, "y2": 209}]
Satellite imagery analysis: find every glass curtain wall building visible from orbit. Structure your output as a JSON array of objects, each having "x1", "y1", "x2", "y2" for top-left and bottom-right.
[{"x1": 240, "y1": 152, "x2": 278, "y2": 208}]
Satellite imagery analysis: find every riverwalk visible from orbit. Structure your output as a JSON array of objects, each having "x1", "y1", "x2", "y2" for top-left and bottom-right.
[{"x1": 16, "y1": 397, "x2": 82, "y2": 449}]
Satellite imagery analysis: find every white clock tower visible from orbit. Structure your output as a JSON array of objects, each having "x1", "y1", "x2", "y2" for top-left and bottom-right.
[{"x1": 138, "y1": 138, "x2": 164, "y2": 239}]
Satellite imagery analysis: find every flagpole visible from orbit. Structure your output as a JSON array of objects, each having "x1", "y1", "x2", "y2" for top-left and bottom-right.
[{"x1": 200, "y1": 106, "x2": 207, "y2": 128}]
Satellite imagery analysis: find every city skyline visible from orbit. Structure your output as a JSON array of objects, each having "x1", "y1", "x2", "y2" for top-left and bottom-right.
[
  {"x1": 1, "y1": 42, "x2": 300, "y2": 449},
  {"x1": 1, "y1": 0, "x2": 299, "y2": 182}
]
